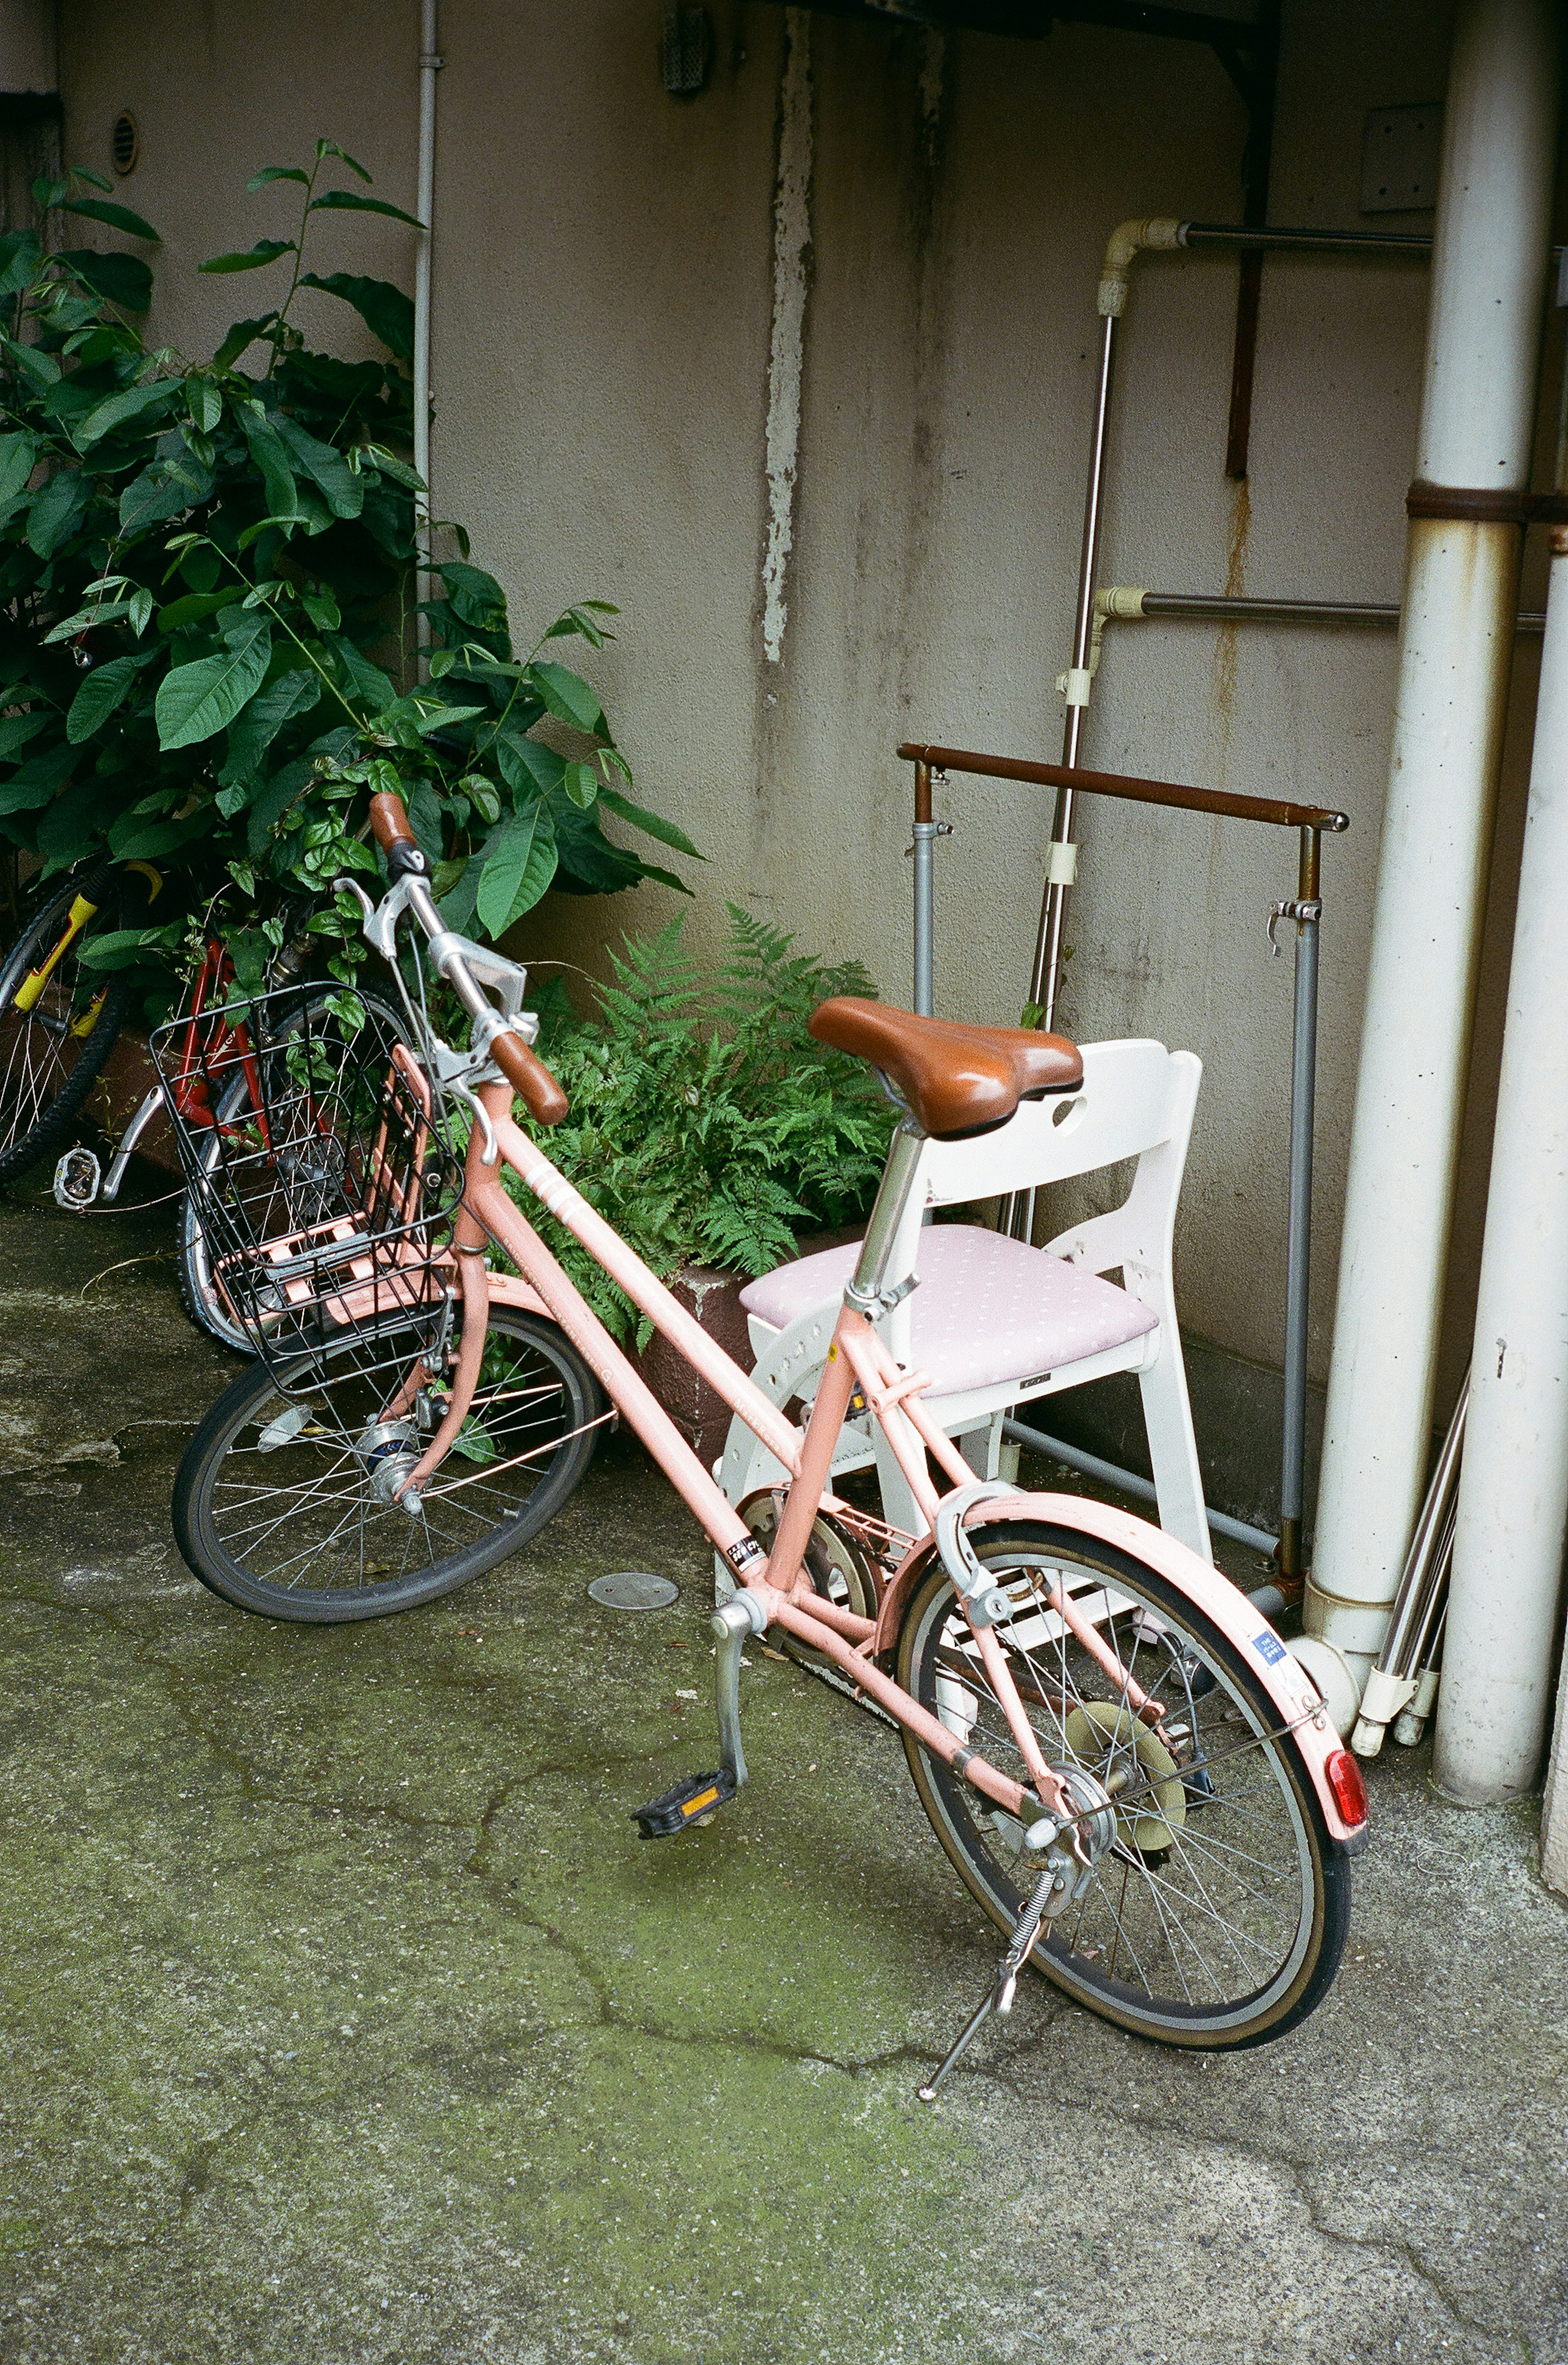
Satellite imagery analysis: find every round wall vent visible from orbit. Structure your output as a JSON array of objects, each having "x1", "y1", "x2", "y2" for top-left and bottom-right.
[{"x1": 111, "y1": 112, "x2": 138, "y2": 176}]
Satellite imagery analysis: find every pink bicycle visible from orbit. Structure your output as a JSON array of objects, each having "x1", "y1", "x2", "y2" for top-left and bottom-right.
[{"x1": 167, "y1": 790, "x2": 1367, "y2": 2076}]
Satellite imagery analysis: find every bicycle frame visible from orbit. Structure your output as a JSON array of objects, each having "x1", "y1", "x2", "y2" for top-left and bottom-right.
[{"x1": 375, "y1": 1077, "x2": 1360, "y2": 1848}]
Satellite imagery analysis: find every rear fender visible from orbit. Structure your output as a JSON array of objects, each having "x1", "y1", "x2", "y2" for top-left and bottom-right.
[{"x1": 874, "y1": 1489, "x2": 1363, "y2": 1849}]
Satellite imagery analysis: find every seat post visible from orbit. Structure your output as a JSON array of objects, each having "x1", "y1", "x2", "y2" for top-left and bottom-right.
[{"x1": 846, "y1": 1118, "x2": 927, "y2": 1309}]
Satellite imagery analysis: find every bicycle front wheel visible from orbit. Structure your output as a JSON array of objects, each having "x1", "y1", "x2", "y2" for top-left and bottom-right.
[
  {"x1": 895, "y1": 1521, "x2": 1349, "y2": 2049},
  {"x1": 173, "y1": 1304, "x2": 606, "y2": 1621},
  {"x1": 0, "y1": 874, "x2": 132, "y2": 1184}
]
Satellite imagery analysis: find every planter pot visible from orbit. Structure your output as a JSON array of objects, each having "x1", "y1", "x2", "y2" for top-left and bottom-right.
[
  {"x1": 632, "y1": 1227, "x2": 863, "y2": 1472},
  {"x1": 633, "y1": 1264, "x2": 754, "y2": 1472}
]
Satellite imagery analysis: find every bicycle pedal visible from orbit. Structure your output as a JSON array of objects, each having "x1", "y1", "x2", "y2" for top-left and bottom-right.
[
  {"x1": 53, "y1": 1147, "x2": 101, "y2": 1212},
  {"x1": 631, "y1": 1767, "x2": 738, "y2": 1839}
]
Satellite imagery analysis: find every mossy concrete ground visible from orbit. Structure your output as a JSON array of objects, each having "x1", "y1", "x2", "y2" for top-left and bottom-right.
[{"x1": 2, "y1": 1187, "x2": 1566, "y2": 2365}]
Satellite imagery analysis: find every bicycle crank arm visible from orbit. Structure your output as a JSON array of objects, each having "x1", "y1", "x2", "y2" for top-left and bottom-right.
[
  {"x1": 99, "y1": 1086, "x2": 166, "y2": 1203},
  {"x1": 629, "y1": 1591, "x2": 768, "y2": 1841}
]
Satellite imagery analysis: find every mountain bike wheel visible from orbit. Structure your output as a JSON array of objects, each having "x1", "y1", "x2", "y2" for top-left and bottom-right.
[
  {"x1": 0, "y1": 871, "x2": 134, "y2": 1185},
  {"x1": 173, "y1": 1305, "x2": 606, "y2": 1621},
  {"x1": 895, "y1": 1521, "x2": 1349, "y2": 2049},
  {"x1": 175, "y1": 988, "x2": 410, "y2": 1357}
]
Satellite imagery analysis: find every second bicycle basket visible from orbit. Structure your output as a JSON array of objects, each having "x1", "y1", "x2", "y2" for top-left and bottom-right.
[{"x1": 151, "y1": 987, "x2": 463, "y2": 1374}]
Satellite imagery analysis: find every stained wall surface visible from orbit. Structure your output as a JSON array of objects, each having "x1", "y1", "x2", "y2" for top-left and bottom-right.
[{"x1": 56, "y1": 0, "x2": 1557, "y2": 1408}]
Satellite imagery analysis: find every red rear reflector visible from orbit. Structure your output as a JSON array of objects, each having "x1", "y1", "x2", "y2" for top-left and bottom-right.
[{"x1": 1325, "y1": 1748, "x2": 1368, "y2": 1827}]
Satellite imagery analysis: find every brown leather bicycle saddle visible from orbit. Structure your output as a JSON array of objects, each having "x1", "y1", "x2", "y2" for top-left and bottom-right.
[{"x1": 808, "y1": 997, "x2": 1083, "y2": 1138}]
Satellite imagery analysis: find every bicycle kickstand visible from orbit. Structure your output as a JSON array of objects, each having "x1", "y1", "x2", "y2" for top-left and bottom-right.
[{"x1": 918, "y1": 1862, "x2": 1057, "y2": 2104}]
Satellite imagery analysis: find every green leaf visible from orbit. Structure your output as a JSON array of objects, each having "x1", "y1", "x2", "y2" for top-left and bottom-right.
[
  {"x1": 0, "y1": 229, "x2": 40, "y2": 300},
  {"x1": 0, "y1": 430, "x2": 36, "y2": 508},
  {"x1": 67, "y1": 655, "x2": 141, "y2": 743},
  {"x1": 72, "y1": 377, "x2": 172, "y2": 450},
  {"x1": 0, "y1": 710, "x2": 47, "y2": 763},
  {"x1": 496, "y1": 734, "x2": 563, "y2": 802},
  {"x1": 0, "y1": 740, "x2": 77, "y2": 816},
  {"x1": 200, "y1": 238, "x2": 295, "y2": 274},
  {"x1": 317, "y1": 141, "x2": 374, "y2": 182},
  {"x1": 218, "y1": 666, "x2": 321, "y2": 784},
  {"x1": 562, "y1": 760, "x2": 598, "y2": 811},
  {"x1": 213, "y1": 315, "x2": 276, "y2": 370},
  {"x1": 332, "y1": 637, "x2": 396, "y2": 715},
  {"x1": 57, "y1": 195, "x2": 161, "y2": 241},
  {"x1": 597, "y1": 784, "x2": 702, "y2": 860},
  {"x1": 180, "y1": 544, "x2": 222, "y2": 594},
  {"x1": 308, "y1": 190, "x2": 424, "y2": 228},
  {"x1": 155, "y1": 588, "x2": 234, "y2": 632},
  {"x1": 531, "y1": 661, "x2": 607, "y2": 737},
  {"x1": 475, "y1": 802, "x2": 558, "y2": 938},
  {"x1": 236, "y1": 411, "x2": 299, "y2": 520},
  {"x1": 188, "y1": 381, "x2": 221, "y2": 432},
  {"x1": 297, "y1": 272, "x2": 414, "y2": 361},
  {"x1": 359, "y1": 441, "x2": 423, "y2": 490},
  {"x1": 24, "y1": 465, "x2": 82, "y2": 559},
  {"x1": 118, "y1": 463, "x2": 188, "y2": 540},
  {"x1": 55, "y1": 249, "x2": 154, "y2": 312},
  {"x1": 155, "y1": 616, "x2": 272, "y2": 750},
  {"x1": 439, "y1": 560, "x2": 507, "y2": 630},
  {"x1": 273, "y1": 412, "x2": 363, "y2": 519},
  {"x1": 247, "y1": 165, "x2": 312, "y2": 191}
]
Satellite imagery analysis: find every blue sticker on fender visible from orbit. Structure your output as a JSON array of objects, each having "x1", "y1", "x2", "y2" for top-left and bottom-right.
[{"x1": 1252, "y1": 1630, "x2": 1287, "y2": 1666}]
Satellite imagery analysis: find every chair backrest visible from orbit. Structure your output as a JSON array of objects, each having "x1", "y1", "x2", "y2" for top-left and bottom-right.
[{"x1": 883, "y1": 1038, "x2": 1202, "y2": 1285}]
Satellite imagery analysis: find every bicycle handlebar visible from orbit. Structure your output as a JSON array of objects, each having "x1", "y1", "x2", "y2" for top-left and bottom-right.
[{"x1": 363, "y1": 790, "x2": 569, "y2": 1127}]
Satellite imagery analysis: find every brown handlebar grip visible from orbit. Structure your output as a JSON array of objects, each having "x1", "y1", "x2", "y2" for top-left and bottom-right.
[
  {"x1": 368, "y1": 790, "x2": 416, "y2": 852},
  {"x1": 490, "y1": 1028, "x2": 570, "y2": 1128}
]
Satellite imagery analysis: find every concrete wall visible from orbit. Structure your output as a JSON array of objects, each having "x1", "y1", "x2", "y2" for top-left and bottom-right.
[{"x1": 56, "y1": 1, "x2": 1561, "y2": 1468}]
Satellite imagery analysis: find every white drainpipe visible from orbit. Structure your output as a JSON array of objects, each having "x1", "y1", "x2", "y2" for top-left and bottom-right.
[
  {"x1": 1307, "y1": 0, "x2": 1558, "y2": 1685},
  {"x1": 1435, "y1": 479, "x2": 1568, "y2": 1799},
  {"x1": 413, "y1": 0, "x2": 440, "y2": 672}
]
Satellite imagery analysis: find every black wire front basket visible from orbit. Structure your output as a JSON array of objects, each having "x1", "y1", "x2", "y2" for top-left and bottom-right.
[{"x1": 151, "y1": 986, "x2": 463, "y2": 1378}]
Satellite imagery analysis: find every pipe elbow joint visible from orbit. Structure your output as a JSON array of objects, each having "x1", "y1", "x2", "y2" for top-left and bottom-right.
[
  {"x1": 1095, "y1": 585, "x2": 1149, "y2": 621},
  {"x1": 1097, "y1": 216, "x2": 1184, "y2": 317}
]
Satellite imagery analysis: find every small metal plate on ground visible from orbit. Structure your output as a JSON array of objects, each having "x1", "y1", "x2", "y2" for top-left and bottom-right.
[{"x1": 588, "y1": 1571, "x2": 679, "y2": 1612}]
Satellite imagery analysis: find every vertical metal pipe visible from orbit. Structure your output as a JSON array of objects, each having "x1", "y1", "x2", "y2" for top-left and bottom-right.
[
  {"x1": 912, "y1": 759, "x2": 934, "y2": 1017},
  {"x1": 1278, "y1": 826, "x2": 1321, "y2": 1588},
  {"x1": 412, "y1": 0, "x2": 440, "y2": 677},
  {"x1": 1438, "y1": 518, "x2": 1568, "y2": 1804},
  {"x1": 1309, "y1": 0, "x2": 1558, "y2": 1679},
  {"x1": 1029, "y1": 311, "x2": 1119, "y2": 1029}
]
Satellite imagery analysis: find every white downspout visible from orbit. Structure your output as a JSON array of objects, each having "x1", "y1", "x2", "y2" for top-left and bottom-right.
[
  {"x1": 1307, "y1": 0, "x2": 1558, "y2": 1685},
  {"x1": 413, "y1": 0, "x2": 440, "y2": 676},
  {"x1": 1435, "y1": 298, "x2": 1568, "y2": 1804}
]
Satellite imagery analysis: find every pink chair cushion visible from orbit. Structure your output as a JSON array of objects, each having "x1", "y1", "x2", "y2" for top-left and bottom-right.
[{"x1": 740, "y1": 1224, "x2": 1157, "y2": 1398}]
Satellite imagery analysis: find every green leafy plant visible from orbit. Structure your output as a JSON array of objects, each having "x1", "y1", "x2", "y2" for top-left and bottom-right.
[
  {"x1": 503, "y1": 907, "x2": 898, "y2": 1343},
  {"x1": 0, "y1": 143, "x2": 696, "y2": 1009}
]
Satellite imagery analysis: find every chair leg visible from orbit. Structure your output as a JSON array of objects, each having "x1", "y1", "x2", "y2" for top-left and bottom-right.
[{"x1": 1138, "y1": 1332, "x2": 1213, "y2": 1563}]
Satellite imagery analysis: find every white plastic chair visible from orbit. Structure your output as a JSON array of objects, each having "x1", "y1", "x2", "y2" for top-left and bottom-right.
[{"x1": 718, "y1": 1038, "x2": 1211, "y2": 1560}]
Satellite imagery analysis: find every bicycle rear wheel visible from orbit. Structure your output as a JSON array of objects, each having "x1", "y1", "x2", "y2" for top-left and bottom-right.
[
  {"x1": 895, "y1": 1521, "x2": 1349, "y2": 2049},
  {"x1": 173, "y1": 1303, "x2": 606, "y2": 1621},
  {"x1": 0, "y1": 871, "x2": 134, "y2": 1184}
]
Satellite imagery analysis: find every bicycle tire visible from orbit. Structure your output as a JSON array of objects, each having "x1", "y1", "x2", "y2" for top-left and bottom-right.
[
  {"x1": 173, "y1": 1304, "x2": 605, "y2": 1622},
  {"x1": 174, "y1": 987, "x2": 411, "y2": 1357},
  {"x1": 895, "y1": 1519, "x2": 1350, "y2": 2051},
  {"x1": 0, "y1": 871, "x2": 134, "y2": 1185}
]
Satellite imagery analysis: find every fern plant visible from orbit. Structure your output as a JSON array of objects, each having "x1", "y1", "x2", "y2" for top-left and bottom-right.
[{"x1": 501, "y1": 906, "x2": 896, "y2": 1342}]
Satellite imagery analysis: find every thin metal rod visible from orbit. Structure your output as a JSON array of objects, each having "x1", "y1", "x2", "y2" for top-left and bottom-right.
[
  {"x1": 1131, "y1": 592, "x2": 1546, "y2": 632},
  {"x1": 1031, "y1": 311, "x2": 1119, "y2": 1028},
  {"x1": 912, "y1": 758, "x2": 935, "y2": 1018},
  {"x1": 1376, "y1": 1378, "x2": 1469, "y2": 1681},
  {"x1": 1181, "y1": 220, "x2": 1433, "y2": 256},
  {"x1": 1002, "y1": 1419, "x2": 1277, "y2": 1557},
  {"x1": 1278, "y1": 827, "x2": 1320, "y2": 1588}
]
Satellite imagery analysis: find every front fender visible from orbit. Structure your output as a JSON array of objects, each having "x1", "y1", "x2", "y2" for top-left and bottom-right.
[{"x1": 872, "y1": 1490, "x2": 1364, "y2": 1851}]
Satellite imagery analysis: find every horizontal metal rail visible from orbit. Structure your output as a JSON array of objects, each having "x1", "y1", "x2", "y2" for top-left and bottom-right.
[
  {"x1": 1126, "y1": 591, "x2": 1547, "y2": 632},
  {"x1": 898, "y1": 743, "x2": 1350, "y2": 835}
]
